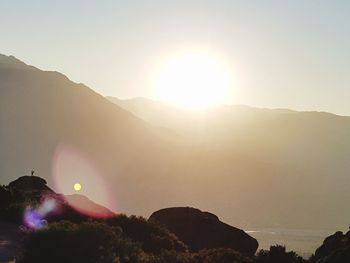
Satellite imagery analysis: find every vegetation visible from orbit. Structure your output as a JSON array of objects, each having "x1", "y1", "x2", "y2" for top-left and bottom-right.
[
  {"x1": 104, "y1": 215, "x2": 187, "y2": 254},
  {"x1": 18, "y1": 218, "x2": 308, "y2": 263},
  {"x1": 21, "y1": 221, "x2": 121, "y2": 263},
  {"x1": 1, "y1": 176, "x2": 347, "y2": 263},
  {"x1": 255, "y1": 245, "x2": 306, "y2": 263},
  {"x1": 19, "y1": 218, "x2": 187, "y2": 263}
]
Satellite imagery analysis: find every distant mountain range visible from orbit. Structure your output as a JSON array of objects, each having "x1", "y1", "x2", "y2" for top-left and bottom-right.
[
  {"x1": 107, "y1": 96, "x2": 350, "y2": 229},
  {"x1": 1, "y1": 54, "x2": 350, "y2": 229}
]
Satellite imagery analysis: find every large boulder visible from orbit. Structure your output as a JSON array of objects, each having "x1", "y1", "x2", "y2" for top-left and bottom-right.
[{"x1": 149, "y1": 207, "x2": 258, "y2": 255}]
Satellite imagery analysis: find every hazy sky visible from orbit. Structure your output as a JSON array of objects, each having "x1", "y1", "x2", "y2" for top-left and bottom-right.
[{"x1": 1, "y1": 0, "x2": 350, "y2": 115}]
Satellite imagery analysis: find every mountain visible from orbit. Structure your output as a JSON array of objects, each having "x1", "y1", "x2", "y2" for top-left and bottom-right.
[
  {"x1": 1, "y1": 53, "x2": 350, "y2": 234},
  {"x1": 108, "y1": 97, "x2": 350, "y2": 229},
  {"x1": 0, "y1": 54, "x2": 174, "y2": 214}
]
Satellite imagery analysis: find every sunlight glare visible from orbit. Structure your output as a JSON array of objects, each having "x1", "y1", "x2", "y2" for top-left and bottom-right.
[{"x1": 154, "y1": 50, "x2": 232, "y2": 109}]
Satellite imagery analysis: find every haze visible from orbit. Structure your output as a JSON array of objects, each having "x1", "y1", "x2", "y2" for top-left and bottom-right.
[
  {"x1": 1, "y1": 0, "x2": 350, "y2": 114},
  {"x1": 1, "y1": 1, "x2": 350, "y2": 259}
]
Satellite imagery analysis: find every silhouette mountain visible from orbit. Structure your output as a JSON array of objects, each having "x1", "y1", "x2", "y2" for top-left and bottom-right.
[
  {"x1": 149, "y1": 207, "x2": 258, "y2": 255},
  {"x1": 0, "y1": 54, "x2": 170, "y2": 214},
  {"x1": 1, "y1": 53, "x2": 350, "y2": 231},
  {"x1": 108, "y1": 97, "x2": 350, "y2": 229}
]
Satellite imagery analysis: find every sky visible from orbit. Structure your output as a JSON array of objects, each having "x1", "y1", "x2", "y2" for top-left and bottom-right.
[{"x1": 1, "y1": 0, "x2": 350, "y2": 115}]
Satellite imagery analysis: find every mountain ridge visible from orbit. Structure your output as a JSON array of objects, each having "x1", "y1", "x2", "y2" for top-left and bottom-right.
[
  {"x1": 107, "y1": 96, "x2": 350, "y2": 119},
  {"x1": 1, "y1": 53, "x2": 350, "y2": 232}
]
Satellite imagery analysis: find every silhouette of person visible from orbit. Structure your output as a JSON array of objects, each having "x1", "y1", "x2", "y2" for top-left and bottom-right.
[{"x1": 31, "y1": 170, "x2": 35, "y2": 176}]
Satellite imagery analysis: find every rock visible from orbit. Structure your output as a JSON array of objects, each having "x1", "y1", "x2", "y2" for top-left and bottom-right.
[
  {"x1": 315, "y1": 231, "x2": 348, "y2": 258},
  {"x1": 149, "y1": 207, "x2": 258, "y2": 255},
  {"x1": 3, "y1": 176, "x2": 114, "y2": 222},
  {"x1": 8, "y1": 176, "x2": 53, "y2": 193},
  {"x1": 314, "y1": 230, "x2": 350, "y2": 262}
]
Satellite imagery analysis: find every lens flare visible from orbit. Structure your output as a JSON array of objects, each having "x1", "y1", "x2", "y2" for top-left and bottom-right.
[
  {"x1": 74, "y1": 183, "x2": 82, "y2": 191},
  {"x1": 38, "y1": 198, "x2": 57, "y2": 215},
  {"x1": 52, "y1": 144, "x2": 115, "y2": 218},
  {"x1": 24, "y1": 208, "x2": 45, "y2": 229},
  {"x1": 24, "y1": 198, "x2": 57, "y2": 229}
]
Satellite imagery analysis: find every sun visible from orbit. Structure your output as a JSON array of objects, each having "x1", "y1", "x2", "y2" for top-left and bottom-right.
[
  {"x1": 154, "y1": 50, "x2": 231, "y2": 109},
  {"x1": 73, "y1": 183, "x2": 82, "y2": 192}
]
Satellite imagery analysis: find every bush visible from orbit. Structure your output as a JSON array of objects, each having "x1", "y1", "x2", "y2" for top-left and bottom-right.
[
  {"x1": 20, "y1": 220, "x2": 167, "y2": 263},
  {"x1": 20, "y1": 221, "x2": 118, "y2": 263},
  {"x1": 255, "y1": 245, "x2": 306, "y2": 263},
  {"x1": 155, "y1": 250, "x2": 195, "y2": 263},
  {"x1": 193, "y1": 248, "x2": 253, "y2": 263},
  {"x1": 104, "y1": 215, "x2": 187, "y2": 254}
]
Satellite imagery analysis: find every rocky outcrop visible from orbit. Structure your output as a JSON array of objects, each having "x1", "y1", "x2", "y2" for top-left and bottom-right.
[
  {"x1": 149, "y1": 207, "x2": 258, "y2": 255},
  {"x1": 8, "y1": 175, "x2": 53, "y2": 193},
  {"x1": 313, "y1": 230, "x2": 350, "y2": 262},
  {"x1": 1, "y1": 176, "x2": 114, "y2": 222}
]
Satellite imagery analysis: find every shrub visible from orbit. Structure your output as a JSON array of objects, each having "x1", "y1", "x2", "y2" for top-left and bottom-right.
[
  {"x1": 21, "y1": 221, "x2": 120, "y2": 263},
  {"x1": 255, "y1": 245, "x2": 306, "y2": 263},
  {"x1": 104, "y1": 215, "x2": 187, "y2": 254},
  {"x1": 194, "y1": 248, "x2": 253, "y2": 263}
]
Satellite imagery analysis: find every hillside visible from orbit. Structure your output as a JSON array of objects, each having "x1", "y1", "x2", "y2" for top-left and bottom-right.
[
  {"x1": 109, "y1": 97, "x2": 350, "y2": 229},
  {"x1": 1, "y1": 54, "x2": 350, "y2": 232},
  {"x1": 1, "y1": 175, "x2": 349, "y2": 263},
  {"x1": 0, "y1": 54, "x2": 172, "y2": 213}
]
